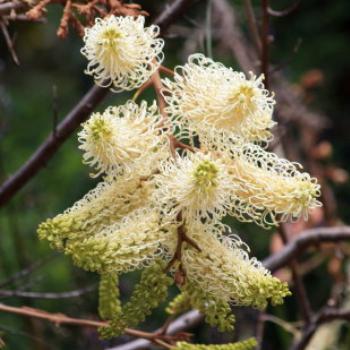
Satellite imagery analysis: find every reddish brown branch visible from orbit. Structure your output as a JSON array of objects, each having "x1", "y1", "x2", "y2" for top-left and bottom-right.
[
  {"x1": 0, "y1": 85, "x2": 108, "y2": 207},
  {"x1": 57, "y1": 0, "x2": 72, "y2": 38},
  {"x1": 0, "y1": 303, "x2": 191, "y2": 347},
  {"x1": 165, "y1": 213, "x2": 201, "y2": 284}
]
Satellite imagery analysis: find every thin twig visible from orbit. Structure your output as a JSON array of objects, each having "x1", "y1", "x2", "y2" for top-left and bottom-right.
[
  {"x1": 292, "y1": 307, "x2": 350, "y2": 350},
  {"x1": 0, "y1": 303, "x2": 195, "y2": 347},
  {"x1": 107, "y1": 310, "x2": 203, "y2": 350},
  {"x1": 278, "y1": 224, "x2": 313, "y2": 324},
  {"x1": 268, "y1": 1, "x2": 300, "y2": 17},
  {"x1": 0, "y1": 284, "x2": 96, "y2": 299},
  {"x1": 0, "y1": 20, "x2": 20, "y2": 65},
  {"x1": 243, "y1": 0, "x2": 261, "y2": 52},
  {"x1": 159, "y1": 65, "x2": 174, "y2": 76},
  {"x1": 260, "y1": 0, "x2": 270, "y2": 88},
  {"x1": 0, "y1": 0, "x2": 26, "y2": 15},
  {"x1": 0, "y1": 85, "x2": 108, "y2": 207},
  {"x1": 263, "y1": 226, "x2": 350, "y2": 272},
  {"x1": 0, "y1": 254, "x2": 57, "y2": 288}
]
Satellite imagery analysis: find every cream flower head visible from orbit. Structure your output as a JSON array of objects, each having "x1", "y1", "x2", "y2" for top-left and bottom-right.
[
  {"x1": 81, "y1": 16, "x2": 164, "y2": 92},
  {"x1": 228, "y1": 144, "x2": 322, "y2": 227},
  {"x1": 162, "y1": 54, "x2": 275, "y2": 147},
  {"x1": 178, "y1": 222, "x2": 290, "y2": 309},
  {"x1": 65, "y1": 207, "x2": 171, "y2": 274},
  {"x1": 78, "y1": 100, "x2": 168, "y2": 177},
  {"x1": 154, "y1": 152, "x2": 234, "y2": 222}
]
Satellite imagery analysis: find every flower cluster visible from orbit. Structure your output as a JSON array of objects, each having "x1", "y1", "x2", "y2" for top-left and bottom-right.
[{"x1": 38, "y1": 15, "x2": 322, "y2": 342}]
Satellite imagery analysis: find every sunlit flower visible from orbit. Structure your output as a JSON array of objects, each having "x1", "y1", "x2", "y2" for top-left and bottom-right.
[
  {"x1": 154, "y1": 152, "x2": 234, "y2": 222},
  {"x1": 81, "y1": 16, "x2": 164, "y2": 92},
  {"x1": 178, "y1": 222, "x2": 290, "y2": 309},
  {"x1": 37, "y1": 175, "x2": 152, "y2": 250},
  {"x1": 65, "y1": 207, "x2": 173, "y2": 274},
  {"x1": 78, "y1": 100, "x2": 168, "y2": 177},
  {"x1": 228, "y1": 144, "x2": 322, "y2": 227},
  {"x1": 162, "y1": 54, "x2": 275, "y2": 147}
]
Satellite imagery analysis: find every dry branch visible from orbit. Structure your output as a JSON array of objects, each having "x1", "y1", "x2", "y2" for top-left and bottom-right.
[
  {"x1": 292, "y1": 308, "x2": 350, "y2": 350},
  {"x1": 264, "y1": 226, "x2": 350, "y2": 272},
  {"x1": 0, "y1": 285, "x2": 96, "y2": 299}
]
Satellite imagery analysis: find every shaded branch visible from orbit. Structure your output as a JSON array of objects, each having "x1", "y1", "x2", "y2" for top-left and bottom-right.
[
  {"x1": 0, "y1": 253, "x2": 57, "y2": 288},
  {"x1": 107, "y1": 310, "x2": 203, "y2": 350},
  {"x1": 0, "y1": 0, "x2": 26, "y2": 15},
  {"x1": 277, "y1": 224, "x2": 312, "y2": 324},
  {"x1": 0, "y1": 302, "x2": 199, "y2": 348},
  {"x1": 264, "y1": 226, "x2": 350, "y2": 272},
  {"x1": 0, "y1": 85, "x2": 108, "y2": 207},
  {"x1": 0, "y1": 284, "x2": 96, "y2": 299},
  {"x1": 260, "y1": 0, "x2": 270, "y2": 88},
  {"x1": 292, "y1": 307, "x2": 350, "y2": 350}
]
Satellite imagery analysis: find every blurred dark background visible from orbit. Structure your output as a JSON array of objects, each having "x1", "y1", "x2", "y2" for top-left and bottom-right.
[{"x1": 0, "y1": 0, "x2": 349, "y2": 349}]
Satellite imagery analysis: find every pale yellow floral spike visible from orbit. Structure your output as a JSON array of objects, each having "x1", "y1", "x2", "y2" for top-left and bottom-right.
[
  {"x1": 81, "y1": 16, "x2": 164, "y2": 92},
  {"x1": 228, "y1": 144, "x2": 322, "y2": 227},
  {"x1": 78, "y1": 100, "x2": 169, "y2": 177},
  {"x1": 162, "y1": 53, "x2": 276, "y2": 147},
  {"x1": 38, "y1": 175, "x2": 152, "y2": 250},
  {"x1": 153, "y1": 152, "x2": 234, "y2": 223},
  {"x1": 175, "y1": 222, "x2": 291, "y2": 309},
  {"x1": 65, "y1": 207, "x2": 173, "y2": 274}
]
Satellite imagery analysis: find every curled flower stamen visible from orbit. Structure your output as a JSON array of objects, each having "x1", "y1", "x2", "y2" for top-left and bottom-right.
[
  {"x1": 81, "y1": 16, "x2": 164, "y2": 92},
  {"x1": 78, "y1": 100, "x2": 169, "y2": 177},
  {"x1": 162, "y1": 54, "x2": 275, "y2": 147}
]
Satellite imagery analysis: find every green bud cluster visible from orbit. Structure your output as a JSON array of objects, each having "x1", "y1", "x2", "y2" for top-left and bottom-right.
[
  {"x1": 174, "y1": 338, "x2": 257, "y2": 350},
  {"x1": 98, "y1": 273, "x2": 122, "y2": 320},
  {"x1": 37, "y1": 177, "x2": 150, "y2": 254},
  {"x1": 241, "y1": 278, "x2": 291, "y2": 310},
  {"x1": 99, "y1": 261, "x2": 173, "y2": 339},
  {"x1": 166, "y1": 292, "x2": 191, "y2": 315},
  {"x1": 182, "y1": 282, "x2": 235, "y2": 332}
]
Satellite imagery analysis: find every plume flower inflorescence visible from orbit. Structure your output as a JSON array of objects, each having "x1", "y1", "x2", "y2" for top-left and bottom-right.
[
  {"x1": 78, "y1": 100, "x2": 169, "y2": 177},
  {"x1": 162, "y1": 54, "x2": 276, "y2": 148},
  {"x1": 81, "y1": 16, "x2": 164, "y2": 92},
  {"x1": 38, "y1": 16, "x2": 322, "y2": 345},
  {"x1": 154, "y1": 152, "x2": 234, "y2": 222}
]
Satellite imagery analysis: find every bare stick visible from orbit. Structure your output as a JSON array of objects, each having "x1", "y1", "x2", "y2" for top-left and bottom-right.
[
  {"x1": 0, "y1": 85, "x2": 108, "y2": 207},
  {"x1": 260, "y1": 0, "x2": 270, "y2": 88},
  {"x1": 107, "y1": 310, "x2": 203, "y2": 350},
  {"x1": 0, "y1": 302, "x2": 188, "y2": 344},
  {"x1": 0, "y1": 0, "x2": 26, "y2": 15},
  {"x1": 264, "y1": 226, "x2": 350, "y2": 272},
  {"x1": 0, "y1": 285, "x2": 96, "y2": 299},
  {"x1": 278, "y1": 224, "x2": 313, "y2": 324},
  {"x1": 243, "y1": 0, "x2": 261, "y2": 52},
  {"x1": 292, "y1": 307, "x2": 350, "y2": 350}
]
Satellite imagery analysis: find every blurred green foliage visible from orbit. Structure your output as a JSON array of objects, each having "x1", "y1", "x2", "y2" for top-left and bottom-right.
[{"x1": 0, "y1": 0, "x2": 349, "y2": 349}]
